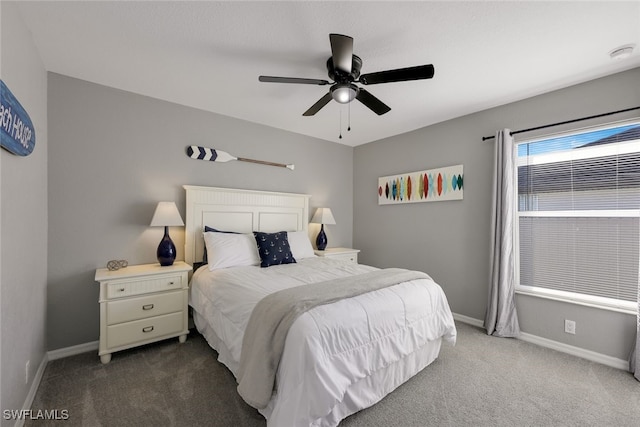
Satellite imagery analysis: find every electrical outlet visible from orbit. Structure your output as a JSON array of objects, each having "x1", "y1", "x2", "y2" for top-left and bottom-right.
[
  {"x1": 564, "y1": 319, "x2": 576, "y2": 335},
  {"x1": 25, "y1": 360, "x2": 30, "y2": 384}
]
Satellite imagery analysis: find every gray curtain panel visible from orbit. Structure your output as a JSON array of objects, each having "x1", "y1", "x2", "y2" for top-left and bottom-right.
[
  {"x1": 632, "y1": 292, "x2": 639, "y2": 381},
  {"x1": 484, "y1": 129, "x2": 520, "y2": 337}
]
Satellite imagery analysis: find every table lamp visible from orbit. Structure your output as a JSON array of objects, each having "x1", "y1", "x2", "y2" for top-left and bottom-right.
[
  {"x1": 150, "y1": 201, "x2": 184, "y2": 266},
  {"x1": 310, "y1": 207, "x2": 336, "y2": 251}
]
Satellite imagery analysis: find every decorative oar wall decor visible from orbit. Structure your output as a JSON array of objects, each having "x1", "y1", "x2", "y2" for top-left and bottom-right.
[{"x1": 187, "y1": 146, "x2": 294, "y2": 170}]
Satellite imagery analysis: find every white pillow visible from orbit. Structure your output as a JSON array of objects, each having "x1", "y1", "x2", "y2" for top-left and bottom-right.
[
  {"x1": 287, "y1": 231, "x2": 316, "y2": 259},
  {"x1": 203, "y1": 232, "x2": 260, "y2": 270}
]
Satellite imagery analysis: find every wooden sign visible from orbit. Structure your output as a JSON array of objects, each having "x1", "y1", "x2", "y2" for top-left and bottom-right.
[{"x1": 1, "y1": 80, "x2": 36, "y2": 156}]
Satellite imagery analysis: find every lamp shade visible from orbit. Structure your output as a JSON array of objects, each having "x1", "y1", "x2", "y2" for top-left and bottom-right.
[
  {"x1": 150, "y1": 202, "x2": 183, "y2": 266},
  {"x1": 310, "y1": 208, "x2": 336, "y2": 225},
  {"x1": 150, "y1": 202, "x2": 184, "y2": 227}
]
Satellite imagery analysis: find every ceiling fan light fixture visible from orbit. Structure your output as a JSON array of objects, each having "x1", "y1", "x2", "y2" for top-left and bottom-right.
[{"x1": 331, "y1": 84, "x2": 358, "y2": 104}]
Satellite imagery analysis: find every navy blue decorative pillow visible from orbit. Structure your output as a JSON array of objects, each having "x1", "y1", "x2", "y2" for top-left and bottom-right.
[{"x1": 253, "y1": 231, "x2": 296, "y2": 268}]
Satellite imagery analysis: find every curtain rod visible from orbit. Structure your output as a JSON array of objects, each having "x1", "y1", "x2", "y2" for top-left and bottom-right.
[{"x1": 481, "y1": 105, "x2": 640, "y2": 141}]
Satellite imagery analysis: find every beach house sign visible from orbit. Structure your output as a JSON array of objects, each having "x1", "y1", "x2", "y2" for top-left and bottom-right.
[{"x1": 1, "y1": 79, "x2": 35, "y2": 156}]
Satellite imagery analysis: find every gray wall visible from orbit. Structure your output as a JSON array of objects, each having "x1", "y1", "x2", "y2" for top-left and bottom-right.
[
  {"x1": 354, "y1": 67, "x2": 640, "y2": 361},
  {"x1": 47, "y1": 73, "x2": 354, "y2": 350},
  {"x1": 0, "y1": 2, "x2": 48, "y2": 420}
]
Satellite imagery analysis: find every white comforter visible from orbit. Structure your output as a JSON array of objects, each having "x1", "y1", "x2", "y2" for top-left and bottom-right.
[{"x1": 189, "y1": 257, "x2": 456, "y2": 427}]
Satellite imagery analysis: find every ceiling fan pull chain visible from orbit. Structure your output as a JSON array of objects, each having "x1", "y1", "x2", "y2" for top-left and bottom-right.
[
  {"x1": 348, "y1": 102, "x2": 351, "y2": 132},
  {"x1": 339, "y1": 108, "x2": 342, "y2": 139}
]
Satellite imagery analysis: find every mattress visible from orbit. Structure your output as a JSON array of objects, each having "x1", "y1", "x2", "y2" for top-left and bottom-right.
[{"x1": 189, "y1": 257, "x2": 456, "y2": 426}]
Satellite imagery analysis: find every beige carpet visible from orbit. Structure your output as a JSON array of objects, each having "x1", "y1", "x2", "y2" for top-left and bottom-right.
[{"x1": 27, "y1": 322, "x2": 640, "y2": 426}]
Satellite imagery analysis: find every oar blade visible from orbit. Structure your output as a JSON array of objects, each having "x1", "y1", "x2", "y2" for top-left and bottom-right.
[
  {"x1": 187, "y1": 146, "x2": 237, "y2": 162},
  {"x1": 188, "y1": 145, "x2": 217, "y2": 161},
  {"x1": 213, "y1": 149, "x2": 237, "y2": 162}
]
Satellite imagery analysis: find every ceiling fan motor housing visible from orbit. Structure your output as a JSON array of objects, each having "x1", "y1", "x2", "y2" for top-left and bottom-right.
[{"x1": 327, "y1": 54, "x2": 362, "y2": 82}]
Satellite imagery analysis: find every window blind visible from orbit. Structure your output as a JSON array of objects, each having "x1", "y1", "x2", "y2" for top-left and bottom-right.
[{"x1": 516, "y1": 121, "x2": 640, "y2": 307}]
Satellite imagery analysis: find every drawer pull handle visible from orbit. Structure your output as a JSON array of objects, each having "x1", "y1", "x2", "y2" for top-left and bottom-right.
[
  {"x1": 142, "y1": 304, "x2": 154, "y2": 311},
  {"x1": 168, "y1": 281, "x2": 175, "y2": 285},
  {"x1": 118, "y1": 288, "x2": 125, "y2": 292},
  {"x1": 142, "y1": 326, "x2": 154, "y2": 333}
]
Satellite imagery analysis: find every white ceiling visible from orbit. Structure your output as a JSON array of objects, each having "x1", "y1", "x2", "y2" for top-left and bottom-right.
[{"x1": 15, "y1": 1, "x2": 640, "y2": 147}]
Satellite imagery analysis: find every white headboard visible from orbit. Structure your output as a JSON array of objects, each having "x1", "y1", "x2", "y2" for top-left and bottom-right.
[{"x1": 183, "y1": 185, "x2": 311, "y2": 266}]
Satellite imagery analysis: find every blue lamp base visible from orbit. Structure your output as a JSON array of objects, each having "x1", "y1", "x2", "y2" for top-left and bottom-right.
[
  {"x1": 157, "y1": 226, "x2": 177, "y2": 266},
  {"x1": 316, "y1": 224, "x2": 328, "y2": 251}
]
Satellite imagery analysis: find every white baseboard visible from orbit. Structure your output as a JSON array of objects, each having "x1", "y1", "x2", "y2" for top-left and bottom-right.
[
  {"x1": 518, "y1": 332, "x2": 629, "y2": 371},
  {"x1": 452, "y1": 312, "x2": 629, "y2": 371},
  {"x1": 452, "y1": 312, "x2": 484, "y2": 328},
  {"x1": 16, "y1": 341, "x2": 98, "y2": 426},
  {"x1": 16, "y1": 354, "x2": 49, "y2": 427},
  {"x1": 47, "y1": 340, "x2": 98, "y2": 361}
]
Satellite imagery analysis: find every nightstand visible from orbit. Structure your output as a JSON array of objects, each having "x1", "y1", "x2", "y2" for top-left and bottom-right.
[
  {"x1": 94, "y1": 261, "x2": 192, "y2": 364},
  {"x1": 314, "y1": 247, "x2": 360, "y2": 264}
]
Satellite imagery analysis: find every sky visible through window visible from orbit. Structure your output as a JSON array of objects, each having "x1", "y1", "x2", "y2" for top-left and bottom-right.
[{"x1": 517, "y1": 124, "x2": 640, "y2": 156}]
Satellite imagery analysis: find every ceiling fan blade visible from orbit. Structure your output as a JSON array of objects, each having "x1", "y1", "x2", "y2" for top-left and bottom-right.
[
  {"x1": 359, "y1": 64, "x2": 435, "y2": 85},
  {"x1": 303, "y1": 92, "x2": 333, "y2": 116},
  {"x1": 356, "y1": 88, "x2": 391, "y2": 115},
  {"x1": 329, "y1": 34, "x2": 354, "y2": 74},
  {"x1": 259, "y1": 76, "x2": 330, "y2": 85}
]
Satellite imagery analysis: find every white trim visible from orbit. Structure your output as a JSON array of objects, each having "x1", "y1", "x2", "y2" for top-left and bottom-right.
[
  {"x1": 518, "y1": 332, "x2": 629, "y2": 371},
  {"x1": 15, "y1": 341, "x2": 99, "y2": 426},
  {"x1": 16, "y1": 355, "x2": 49, "y2": 427},
  {"x1": 47, "y1": 340, "x2": 98, "y2": 361},
  {"x1": 451, "y1": 313, "x2": 629, "y2": 371},
  {"x1": 518, "y1": 210, "x2": 640, "y2": 218},
  {"x1": 515, "y1": 288, "x2": 637, "y2": 315},
  {"x1": 452, "y1": 312, "x2": 484, "y2": 328},
  {"x1": 516, "y1": 139, "x2": 640, "y2": 166},
  {"x1": 515, "y1": 117, "x2": 640, "y2": 146}
]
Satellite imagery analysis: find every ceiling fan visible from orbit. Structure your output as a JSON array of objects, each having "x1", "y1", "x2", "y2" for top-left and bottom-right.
[{"x1": 258, "y1": 34, "x2": 435, "y2": 116}]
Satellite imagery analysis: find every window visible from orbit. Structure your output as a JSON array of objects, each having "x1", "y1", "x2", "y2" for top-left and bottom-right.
[{"x1": 515, "y1": 120, "x2": 640, "y2": 313}]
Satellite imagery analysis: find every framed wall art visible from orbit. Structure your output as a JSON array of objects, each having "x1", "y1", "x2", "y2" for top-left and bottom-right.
[{"x1": 378, "y1": 164, "x2": 463, "y2": 205}]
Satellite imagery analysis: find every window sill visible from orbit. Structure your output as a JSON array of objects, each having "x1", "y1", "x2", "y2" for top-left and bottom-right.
[{"x1": 515, "y1": 288, "x2": 637, "y2": 316}]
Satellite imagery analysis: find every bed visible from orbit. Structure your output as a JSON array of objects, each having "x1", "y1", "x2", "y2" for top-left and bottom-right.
[{"x1": 184, "y1": 185, "x2": 456, "y2": 427}]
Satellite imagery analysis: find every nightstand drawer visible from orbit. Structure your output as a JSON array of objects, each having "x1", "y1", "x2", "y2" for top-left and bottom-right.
[
  {"x1": 107, "y1": 312, "x2": 184, "y2": 349},
  {"x1": 330, "y1": 253, "x2": 358, "y2": 264},
  {"x1": 106, "y1": 290, "x2": 184, "y2": 325},
  {"x1": 106, "y1": 275, "x2": 183, "y2": 299},
  {"x1": 314, "y1": 248, "x2": 360, "y2": 264}
]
